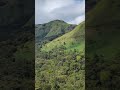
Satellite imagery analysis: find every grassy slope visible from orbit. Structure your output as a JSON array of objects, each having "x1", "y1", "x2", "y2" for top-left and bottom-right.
[
  {"x1": 41, "y1": 22, "x2": 85, "y2": 52},
  {"x1": 45, "y1": 20, "x2": 75, "y2": 37},
  {"x1": 87, "y1": 0, "x2": 120, "y2": 26},
  {"x1": 86, "y1": 1, "x2": 120, "y2": 89},
  {"x1": 36, "y1": 22, "x2": 85, "y2": 90},
  {"x1": 86, "y1": 0, "x2": 120, "y2": 58}
]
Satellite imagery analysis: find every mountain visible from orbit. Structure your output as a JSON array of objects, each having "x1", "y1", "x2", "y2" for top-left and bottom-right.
[
  {"x1": 0, "y1": 0, "x2": 34, "y2": 89},
  {"x1": 41, "y1": 22, "x2": 85, "y2": 52},
  {"x1": 35, "y1": 21, "x2": 85, "y2": 90},
  {"x1": 87, "y1": 0, "x2": 120, "y2": 26},
  {"x1": 35, "y1": 20, "x2": 76, "y2": 43},
  {"x1": 86, "y1": 0, "x2": 120, "y2": 57},
  {"x1": 86, "y1": 0, "x2": 120, "y2": 89},
  {"x1": 0, "y1": 26, "x2": 34, "y2": 89}
]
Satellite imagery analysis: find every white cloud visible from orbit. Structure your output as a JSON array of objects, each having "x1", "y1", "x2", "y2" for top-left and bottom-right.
[
  {"x1": 35, "y1": 0, "x2": 85, "y2": 24},
  {"x1": 44, "y1": 0, "x2": 74, "y2": 12},
  {"x1": 68, "y1": 15, "x2": 85, "y2": 24}
]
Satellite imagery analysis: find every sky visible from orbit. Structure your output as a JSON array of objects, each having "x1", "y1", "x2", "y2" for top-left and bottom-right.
[{"x1": 35, "y1": 0, "x2": 85, "y2": 24}]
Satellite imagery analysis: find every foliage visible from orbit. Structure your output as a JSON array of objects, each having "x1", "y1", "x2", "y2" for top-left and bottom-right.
[
  {"x1": 36, "y1": 47, "x2": 85, "y2": 90},
  {"x1": 35, "y1": 21, "x2": 85, "y2": 90},
  {"x1": 86, "y1": 0, "x2": 120, "y2": 89}
]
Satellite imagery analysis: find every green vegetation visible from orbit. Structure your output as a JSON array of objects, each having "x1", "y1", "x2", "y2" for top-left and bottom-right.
[
  {"x1": 86, "y1": 0, "x2": 120, "y2": 89},
  {"x1": 87, "y1": 0, "x2": 120, "y2": 26},
  {"x1": 35, "y1": 20, "x2": 76, "y2": 43},
  {"x1": 35, "y1": 21, "x2": 85, "y2": 90},
  {"x1": 36, "y1": 49, "x2": 85, "y2": 90},
  {"x1": 41, "y1": 22, "x2": 85, "y2": 52},
  {"x1": 0, "y1": 27, "x2": 34, "y2": 89},
  {"x1": 86, "y1": 0, "x2": 120, "y2": 57}
]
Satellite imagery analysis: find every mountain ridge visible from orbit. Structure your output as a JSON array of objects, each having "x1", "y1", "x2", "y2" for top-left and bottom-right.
[{"x1": 35, "y1": 20, "x2": 76, "y2": 43}]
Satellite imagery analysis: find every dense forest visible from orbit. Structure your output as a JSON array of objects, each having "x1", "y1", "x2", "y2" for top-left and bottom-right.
[
  {"x1": 0, "y1": 26, "x2": 35, "y2": 89},
  {"x1": 0, "y1": 0, "x2": 35, "y2": 89}
]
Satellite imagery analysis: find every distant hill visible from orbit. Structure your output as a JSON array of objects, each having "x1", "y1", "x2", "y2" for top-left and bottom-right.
[
  {"x1": 35, "y1": 20, "x2": 76, "y2": 43},
  {"x1": 41, "y1": 22, "x2": 85, "y2": 52}
]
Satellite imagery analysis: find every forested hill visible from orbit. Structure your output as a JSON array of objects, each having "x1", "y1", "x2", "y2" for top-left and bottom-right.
[
  {"x1": 35, "y1": 20, "x2": 76, "y2": 43},
  {"x1": 86, "y1": 0, "x2": 120, "y2": 57},
  {"x1": 35, "y1": 21, "x2": 85, "y2": 90},
  {"x1": 86, "y1": 0, "x2": 120, "y2": 89}
]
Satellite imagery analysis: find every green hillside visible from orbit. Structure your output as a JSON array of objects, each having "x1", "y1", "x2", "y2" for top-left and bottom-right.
[
  {"x1": 0, "y1": 27, "x2": 34, "y2": 89},
  {"x1": 35, "y1": 21, "x2": 85, "y2": 90},
  {"x1": 35, "y1": 20, "x2": 76, "y2": 43},
  {"x1": 41, "y1": 22, "x2": 85, "y2": 52},
  {"x1": 86, "y1": 0, "x2": 120, "y2": 89},
  {"x1": 86, "y1": 0, "x2": 120, "y2": 57},
  {"x1": 87, "y1": 0, "x2": 120, "y2": 26}
]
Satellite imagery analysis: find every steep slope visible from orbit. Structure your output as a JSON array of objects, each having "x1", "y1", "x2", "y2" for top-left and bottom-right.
[
  {"x1": 0, "y1": 26, "x2": 34, "y2": 89},
  {"x1": 36, "y1": 22, "x2": 85, "y2": 90},
  {"x1": 86, "y1": 0, "x2": 120, "y2": 89},
  {"x1": 86, "y1": 0, "x2": 120, "y2": 57},
  {"x1": 41, "y1": 22, "x2": 85, "y2": 52},
  {"x1": 35, "y1": 20, "x2": 76, "y2": 43},
  {"x1": 87, "y1": 0, "x2": 120, "y2": 26}
]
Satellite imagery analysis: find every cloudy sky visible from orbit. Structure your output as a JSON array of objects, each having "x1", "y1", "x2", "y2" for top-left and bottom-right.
[{"x1": 35, "y1": 0, "x2": 85, "y2": 24}]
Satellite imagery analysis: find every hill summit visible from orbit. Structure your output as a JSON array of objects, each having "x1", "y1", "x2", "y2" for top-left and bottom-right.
[
  {"x1": 35, "y1": 20, "x2": 76, "y2": 43},
  {"x1": 41, "y1": 22, "x2": 85, "y2": 52}
]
